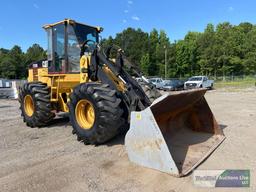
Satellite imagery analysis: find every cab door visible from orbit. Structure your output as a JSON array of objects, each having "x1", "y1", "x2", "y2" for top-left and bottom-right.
[
  {"x1": 52, "y1": 24, "x2": 66, "y2": 73},
  {"x1": 46, "y1": 23, "x2": 66, "y2": 73}
]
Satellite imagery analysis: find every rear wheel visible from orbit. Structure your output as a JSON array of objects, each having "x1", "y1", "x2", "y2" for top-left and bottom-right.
[
  {"x1": 138, "y1": 82, "x2": 162, "y2": 102},
  {"x1": 69, "y1": 83, "x2": 125, "y2": 144},
  {"x1": 18, "y1": 82, "x2": 55, "y2": 127}
]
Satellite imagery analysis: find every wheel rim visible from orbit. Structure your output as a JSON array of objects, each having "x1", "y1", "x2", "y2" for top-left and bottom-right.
[
  {"x1": 24, "y1": 95, "x2": 34, "y2": 117},
  {"x1": 75, "y1": 99, "x2": 95, "y2": 129}
]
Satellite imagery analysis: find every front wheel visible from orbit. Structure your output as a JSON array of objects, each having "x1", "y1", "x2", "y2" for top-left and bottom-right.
[
  {"x1": 138, "y1": 82, "x2": 162, "y2": 102},
  {"x1": 68, "y1": 83, "x2": 125, "y2": 144}
]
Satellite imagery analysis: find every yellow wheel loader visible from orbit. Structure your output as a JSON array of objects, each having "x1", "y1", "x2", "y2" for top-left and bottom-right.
[{"x1": 18, "y1": 19, "x2": 225, "y2": 177}]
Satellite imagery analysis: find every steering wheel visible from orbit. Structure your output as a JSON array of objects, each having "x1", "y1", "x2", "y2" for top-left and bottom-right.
[{"x1": 80, "y1": 39, "x2": 97, "y2": 57}]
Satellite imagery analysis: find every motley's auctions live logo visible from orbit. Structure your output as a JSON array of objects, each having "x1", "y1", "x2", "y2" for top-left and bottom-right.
[{"x1": 193, "y1": 170, "x2": 250, "y2": 188}]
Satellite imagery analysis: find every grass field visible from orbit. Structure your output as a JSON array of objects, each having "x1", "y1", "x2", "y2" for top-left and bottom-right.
[{"x1": 214, "y1": 77, "x2": 256, "y2": 89}]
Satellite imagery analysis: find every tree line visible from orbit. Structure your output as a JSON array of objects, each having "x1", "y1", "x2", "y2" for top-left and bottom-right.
[
  {"x1": 0, "y1": 44, "x2": 46, "y2": 79},
  {"x1": 1, "y1": 22, "x2": 256, "y2": 79},
  {"x1": 102, "y1": 22, "x2": 256, "y2": 78}
]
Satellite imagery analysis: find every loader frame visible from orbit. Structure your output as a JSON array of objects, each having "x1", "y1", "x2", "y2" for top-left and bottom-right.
[{"x1": 21, "y1": 19, "x2": 225, "y2": 177}]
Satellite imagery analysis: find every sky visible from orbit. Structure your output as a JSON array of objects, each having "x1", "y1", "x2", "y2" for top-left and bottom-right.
[{"x1": 1, "y1": 0, "x2": 256, "y2": 51}]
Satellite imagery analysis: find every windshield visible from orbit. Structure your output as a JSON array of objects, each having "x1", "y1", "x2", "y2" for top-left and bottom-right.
[
  {"x1": 67, "y1": 23, "x2": 99, "y2": 72},
  {"x1": 165, "y1": 80, "x2": 178, "y2": 86},
  {"x1": 71, "y1": 23, "x2": 99, "y2": 47},
  {"x1": 166, "y1": 82, "x2": 175, "y2": 86},
  {"x1": 149, "y1": 79, "x2": 156, "y2": 83},
  {"x1": 189, "y1": 77, "x2": 202, "y2": 81}
]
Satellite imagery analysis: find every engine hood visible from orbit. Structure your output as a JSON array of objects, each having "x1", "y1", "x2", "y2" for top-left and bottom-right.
[{"x1": 185, "y1": 81, "x2": 201, "y2": 84}]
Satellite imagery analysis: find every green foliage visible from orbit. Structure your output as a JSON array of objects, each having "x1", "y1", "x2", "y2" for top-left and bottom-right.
[
  {"x1": 0, "y1": 44, "x2": 45, "y2": 79},
  {"x1": 102, "y1": 22, "x2": 256, "y2": 78},
  {"x1": 25, "y1": 44, "x2": 46, "y2": 62},
  {"x1": 0, "y1": 57, "x2": 16, "y2": 79},
  {"x1": 140, "y1": 53, "x2": 150, "y2": 75}
]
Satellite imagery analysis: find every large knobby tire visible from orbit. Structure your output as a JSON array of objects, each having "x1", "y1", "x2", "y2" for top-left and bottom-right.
[
  {"x1": 18, "y1": 82, "x2": 55, "y2": 127},
  {"x1": 138, "y1": 82, "x2": 162, "y2": 102},
  {"x1": 68, "y1": 83, "x2": 125, "y2": 144}
]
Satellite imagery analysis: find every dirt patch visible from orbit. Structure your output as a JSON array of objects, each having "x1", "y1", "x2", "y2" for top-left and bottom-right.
[{"x1": 0, "y1": 89, "x2": 255, "y2": 192}]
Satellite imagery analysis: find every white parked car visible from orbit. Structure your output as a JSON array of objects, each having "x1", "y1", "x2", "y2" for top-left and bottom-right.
[
  {"x1": 148, "y1": 78, "x2": 165, "y2": 89},
  {"x1": 184, "y1": 76, "x2": 214, "y2": 89}
]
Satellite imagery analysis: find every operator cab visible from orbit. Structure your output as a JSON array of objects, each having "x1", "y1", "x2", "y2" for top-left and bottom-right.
[{"x1": 43, "y1": 19, "x2": 102, "y2": 73}]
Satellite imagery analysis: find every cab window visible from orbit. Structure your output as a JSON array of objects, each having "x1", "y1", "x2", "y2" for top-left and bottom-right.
[
  {"x1": 67, "y1": 25, "x2": 80, "y2": 72},
  {"x1": 67, "y1": 23, "x2": 98, "y2": 73},
  {"x1": 49, "y1": 24, "x2": 65, "y2": 72}
]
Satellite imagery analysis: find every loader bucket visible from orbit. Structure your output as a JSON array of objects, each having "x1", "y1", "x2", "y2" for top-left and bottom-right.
[{"x1": 125, "y1": 89, "x2": 225, "y2": 177}]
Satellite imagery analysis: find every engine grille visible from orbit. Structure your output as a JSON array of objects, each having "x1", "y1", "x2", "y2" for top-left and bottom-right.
[
  {"x1": 33, "y1": 68, "x2": 38, "y2": 81},
  {"x1": 185, "y1": 83, "x2": 197, "y2": 88}
]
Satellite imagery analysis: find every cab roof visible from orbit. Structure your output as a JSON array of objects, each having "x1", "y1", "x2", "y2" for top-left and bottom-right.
[{"x1": 43, "y1": 18, "x2": 103, "y2": 32}]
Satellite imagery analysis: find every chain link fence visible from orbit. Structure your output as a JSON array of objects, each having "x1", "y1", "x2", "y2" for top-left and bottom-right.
[{"x1": 208, "y1": 75, "x2": 256, "y2": 82}]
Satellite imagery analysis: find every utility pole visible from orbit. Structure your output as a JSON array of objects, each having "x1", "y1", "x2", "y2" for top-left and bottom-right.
[{"x1": 164, "y1": 45, "x2": 167, "y2": 79}]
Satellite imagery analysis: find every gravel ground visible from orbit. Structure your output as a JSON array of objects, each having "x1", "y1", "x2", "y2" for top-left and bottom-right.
[{"x1": 0, "y1": 88, "x2": 255, "y2": 192}]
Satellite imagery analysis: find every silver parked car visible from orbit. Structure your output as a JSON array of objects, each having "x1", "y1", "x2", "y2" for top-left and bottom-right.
[
  {"x1": 184, "y1": 76, "x2": 214, "y2": 89},
  {"x1": 148, "y1": 78, "x2": 165, "y2": 89}
]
